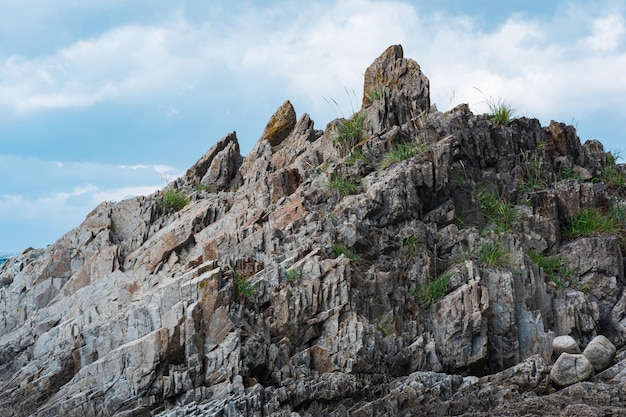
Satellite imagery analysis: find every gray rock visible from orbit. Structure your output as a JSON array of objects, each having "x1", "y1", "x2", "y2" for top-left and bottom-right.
[
  {"x1": 550, "y1": 353, "x2": 594, "y2": 387},
  {"x1": 583, "y1": 335, "x2": 616, "y2": 371},
  {"x1": 552, "y1": 335, "x2": 581, "y2": 357}
]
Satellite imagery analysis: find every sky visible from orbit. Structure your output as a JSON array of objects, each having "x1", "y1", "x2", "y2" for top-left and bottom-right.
[{"x1": 1, "y1": 0, "x2": 625, "y2": 253}]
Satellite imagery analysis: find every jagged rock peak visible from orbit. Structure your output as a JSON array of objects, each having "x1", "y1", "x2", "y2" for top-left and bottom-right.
[
  {"x1": 185, "y1": 131, "x2": 242, "y2": 193},
  {"x1": 362, "y1": 44, "x2": 430, "y2": 135},
  {"x1": 259, "y1": 99, "x2": 297, "y2": 146}
]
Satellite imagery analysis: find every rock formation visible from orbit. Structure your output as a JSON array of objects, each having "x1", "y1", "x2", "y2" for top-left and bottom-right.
[{"x1": 1, "y1": 44, "x2": 626, "y2": 416}]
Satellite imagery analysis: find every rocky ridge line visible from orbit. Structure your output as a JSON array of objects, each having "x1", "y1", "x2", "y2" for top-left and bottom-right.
[{"x1": 1, "y1": 45, "x2": 626, "y2": 416}]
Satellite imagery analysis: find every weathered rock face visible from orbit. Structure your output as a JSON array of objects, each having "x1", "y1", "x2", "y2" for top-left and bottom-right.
[{"x1": 2, "y1": 45, "x2": 626, "y2": 416}]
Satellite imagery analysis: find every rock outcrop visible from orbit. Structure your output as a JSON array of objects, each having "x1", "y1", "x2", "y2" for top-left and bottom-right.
[{"x1": 2, "y1": 45, "x2": 626, "y2": 416}]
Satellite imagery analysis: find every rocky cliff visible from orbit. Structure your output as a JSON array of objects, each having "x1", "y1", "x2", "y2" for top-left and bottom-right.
[{"x1": 1, "y1": 45, "x2": 626, "y2": 417}]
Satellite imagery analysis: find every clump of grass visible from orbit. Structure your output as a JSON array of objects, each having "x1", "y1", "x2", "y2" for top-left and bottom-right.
[
  {"x1": 565, "y1": 207, "x2": 621, "y2": 238},
  {"x1": 285, "y1": 268, "x2": 302, "y2": 281},
  {"x1": 527, "y1": 249, "x2": 571, "y2": 289},
  {"x1": 478, "y1": 241, "x2": 510, "y2": 268},
  {"x1": 161, "y1": 190, "x2": 189, "y2": 211},
  {"x1": 327, "y1": 172, "x2": 360, "y2": 196},
  {"x1": 335, "y1": 111, "x2": 367, "y2": 153},
  {"x1": 414, "y1": 273, "x2": 453, "y2": 307},
  {"x1": 475, "y1": 87, "x2": 515, "y2": 125},
  {"x1": 377, "y1": 314, "x2": 395, "y2": 335},
  {"x1": 332, "y1": 243, "x2": 361, "y2": 262},
  {"x1": 234, "y1": 273, "x2": 255, "y2": 301},
  {"x1": 380, "y1": 141, "x2": 427, "y2": 170},
  {"x1": 489, "y1": 98, "x2": 516, "y2": 125},
  {"x1": 367, "y1": 88, "x2": 382, "y2": 102},
  {"x1": 602, "y1": 164, "x2": 626, "y2": 190},
  {"x1": 346, "y1": 148, "x2": 369, "y2": 165},
  {"x1": 400, "y1": 234, "x2": 419, "y2": 258},
  {"x1": 520, "y1": 154, "x2": 549, "y2": 192},
  {"x1": 194, "y1": 184, "x2": 209, "y2": 193},
  {"x1": 477, "y1": 188, "x2": 518, "y2": 233},
  {"x1": 556, "y1": 167, "x2": 581, "y2": 181}
]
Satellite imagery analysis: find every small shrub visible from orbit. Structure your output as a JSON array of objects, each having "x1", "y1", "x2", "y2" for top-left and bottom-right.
[
  {"x1": 194, "y1": 184, "x2": 209, "y2": 193},
  {"x1": 161, "y1": 190, "x2": 189, "y2": 210},
  {"x1": 566, "y1": 207, "x2": 620, "y2": 238},
  {"x1": 332, "y1": 243, "x2": 361, "y2": 262},
  {"x1": 285, "y1": 268, "x2": 302, "y2": 281},
  {"x1": 478, "y1": 241, "x2": 510, "y2": 268},
  {"x1": 327, "y1": 172, "x2": 360, "y2": 196},
  {"x1": 414, "y1": 273, "x2": 453, "y2": 307}
]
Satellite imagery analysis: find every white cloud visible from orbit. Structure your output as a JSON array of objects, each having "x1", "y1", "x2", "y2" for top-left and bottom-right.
[
  {"x1": 1, "y1": 0, "x2": 624, "y2": 131},
  {"x1": 0, "y1": 21, "x2": 221, "y2": 113},
  {"x1": 584, "y1": 14, "x2": 625, "y2": 52}
]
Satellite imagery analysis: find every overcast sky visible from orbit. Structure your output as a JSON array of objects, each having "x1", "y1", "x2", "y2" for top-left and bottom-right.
[{"x1": 1, "y1": 0, "x2": 625, "y2": 253}]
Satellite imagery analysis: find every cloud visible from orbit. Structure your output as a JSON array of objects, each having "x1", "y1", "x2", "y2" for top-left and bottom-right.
[
  {"x1": 0, "y1": 157, "x2": 171, "y2": 249},
  {"x1": 2, "y1": 0, "x2": 625, "y2": 129},
  {"x1": 0, "y1": 155, "x2": 179, "y2": 218},
  {"x1": 0, "y1": 20, "x2": 221, "y2": 113},
  {"x1": 584, "y1": 14, "x2": 625, "y2": 52}
]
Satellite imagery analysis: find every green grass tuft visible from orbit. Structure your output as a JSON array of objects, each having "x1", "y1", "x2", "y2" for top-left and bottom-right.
[
  {"x1": 477, "y1": 188, "x2": 518, "y2": 233},
  {"x1": 478, "y1": 241, "x2": 510, "y2": 268},
  {"x1": 489, "y1": 98, "x2": 515, "y2": 125},
  {"x1": 380, "y1": 141, "x2": 427, "y2": 170},
  {"x1": 335, "y1": 111, "x2": 367, "y2": 152},
  {"x1": 566, "y1": 207, "x2": 621, "y2": 238},
  {"x1": 332, "y1": 243, "x2": 361, "y2": 262},
  {"x1": 527, "y1": 249, "x2": 571, "y2": 289},
  {"x1": 346, "y1": 149, "x2": 369, "y2": 165},
  {"x1": 161, "y1": 190, "x2": 189, "y2": 211},
  {"x1": 368, "y1": 88, "x2": 382, "y2": 102},
  {"x1": 234, "y1": 274, "x2": 255, "y2": 301},
  {"x1": 414, "y1": 273, "x2": 453, "y2": 307},
  {"x1": 327, "y1": 172, "x2": 360, "y2": 196},
  {"x1": 285, "y1": 268, "x2": 303, "y2": 281},
  {"x1": 400, "y1": 234, "x2": 419, "y2": 258}
]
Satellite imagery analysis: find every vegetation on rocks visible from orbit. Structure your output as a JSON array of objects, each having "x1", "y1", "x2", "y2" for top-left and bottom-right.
[
  {"x1": 414, "y1": 272, "x2": 453, "y2": 306},
  {"x1": 334, "y1": 110, "x2": 367, "y2": 153},
  {"x1": 161, "y1": 189, "x2": 189, "y2": 210},
  {"x1": 3, "y1": 44, "x2": 626, "y2": 417},
  {"x1": 327, "y1": 172, "x2": 360, "y2": 196},
  {"x1": 379, "y1": 140, "x2": 427, "y2": 169}
]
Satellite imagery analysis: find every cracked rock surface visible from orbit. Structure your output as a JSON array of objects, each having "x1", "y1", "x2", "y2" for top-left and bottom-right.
[{"x1": 1, "y1": 45, "x2": 626, "y2": 416}]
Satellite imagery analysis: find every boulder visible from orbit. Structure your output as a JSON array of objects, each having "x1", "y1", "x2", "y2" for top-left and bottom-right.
[
  {"x1": 552, "y1": 335, "x2": 581, "y2": 357},
  {"x1": 583, "y1": 335, "x2": 616, "y2": 371},
  {"x1": 549, "y1": 353, "x2": 594, "y2": 387}
]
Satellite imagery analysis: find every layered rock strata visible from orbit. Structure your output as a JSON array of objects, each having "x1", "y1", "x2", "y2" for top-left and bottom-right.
[{"x1": 1, "y1": 45, "x2": 626, "y2": 416}]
